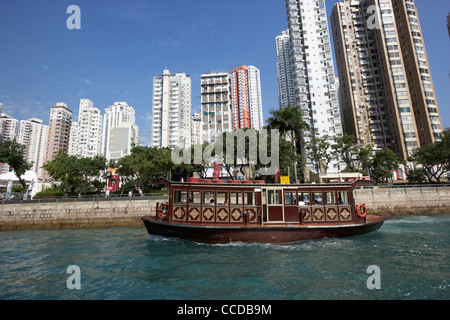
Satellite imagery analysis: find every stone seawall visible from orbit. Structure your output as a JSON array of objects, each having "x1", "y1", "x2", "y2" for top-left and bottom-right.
[
  {"x1": 355, "y1": 186, "x2": 450, "y2": 215},
  {"x1": 0, "y1": 197, "x2": 165, "y2": 230},
  {"x1": 0, "y1": 186, "x2": 449, "y2": 230}
]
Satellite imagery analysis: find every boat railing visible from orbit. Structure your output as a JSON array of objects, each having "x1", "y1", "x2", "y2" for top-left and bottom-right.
[{"x1": 0, "y1": 193, "x2": 169, "y2": 205}]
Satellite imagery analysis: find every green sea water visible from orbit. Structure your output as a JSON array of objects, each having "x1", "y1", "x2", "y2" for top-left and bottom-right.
[{"x1": 0, "y1": 215, "x2": 448, "y2": 300}]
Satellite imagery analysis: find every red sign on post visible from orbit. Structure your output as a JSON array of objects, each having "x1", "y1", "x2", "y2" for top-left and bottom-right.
[{"x1": 108, "y1": 175, "x2": 119, "y2": 192}]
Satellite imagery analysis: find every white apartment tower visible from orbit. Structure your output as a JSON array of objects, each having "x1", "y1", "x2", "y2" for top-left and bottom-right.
[
  {"x1": 108, "y1": 123, "x2": 140, "y2": 161},
  {"x1": 69, "y1": 99, "x2": 102, "y2": 158},
  {"x1": 151, "y1": 69, "x2": 192, "y2": 149},
  {"x1": 286, "y1": 0, "x2": 344, "y2": 173},
  {"x1": 201, "y1": 72, "x2": 232, "y2": 144},
  {"x1": 17, "y1": 118, "x2": 48, "y2": 179},
  {"x1": 247, "y1": 66, "x2": 264, "y2": 131},
  {"x1": 276, "y1": 30, "x2": 297, "y2": 109},
  {"x1": 101, "y1": 102, "x2": 136, "y2": 159},
  {"x1": 190, "y1": 112, "x2": 202, "y2": 146},
  {"x1": 0, "y1": 113, "x2": 19, "y2": 142},
  {"x1": 68, "y1": 122, "x2": 79, "y2": 156}
]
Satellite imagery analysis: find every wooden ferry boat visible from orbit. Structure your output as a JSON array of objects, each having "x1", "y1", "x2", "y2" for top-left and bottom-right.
[{"x1": 141, "y1": 178, "x2": 386, "y2": 244}]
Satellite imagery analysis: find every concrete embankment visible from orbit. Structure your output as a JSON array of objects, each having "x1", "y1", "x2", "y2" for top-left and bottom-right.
[
  {"x1": 355, "y1": 185, "x2": 450, "y2": 215},
  {"x1": 0, "y1": 197, "x2": 164, "y2": 230},
  {"x1": 0, "y1": 186, "x2": 449, "y2": 230}
]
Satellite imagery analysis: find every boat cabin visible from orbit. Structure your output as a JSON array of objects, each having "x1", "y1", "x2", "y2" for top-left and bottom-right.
[{"x1": 154, "y1": 179, "x2": 372, "y2": 226}]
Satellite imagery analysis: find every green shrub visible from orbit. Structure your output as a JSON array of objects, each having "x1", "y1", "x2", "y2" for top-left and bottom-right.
[{"x1": 34, "y1": 187, "x2": 65, "y2": 197}]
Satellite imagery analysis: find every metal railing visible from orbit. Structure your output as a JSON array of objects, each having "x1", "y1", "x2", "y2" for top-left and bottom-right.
[
  {"x1": 358, "y1": 183, "x2": 450, "y2": 189},
  {"x1": 0, "y1": 193, "x2": 169, "y2": 205}
]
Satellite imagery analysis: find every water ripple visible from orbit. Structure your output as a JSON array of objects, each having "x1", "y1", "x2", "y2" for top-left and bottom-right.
[{"x1": 1, "y1": 216, "x2": 449, "y2": 300}]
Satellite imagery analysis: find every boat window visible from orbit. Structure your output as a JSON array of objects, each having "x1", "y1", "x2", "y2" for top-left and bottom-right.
[
  {"x1": 268, "y1": 190, "x2": 282, "y2": 205},
  {"x1": 285, "y1": 192, "x2": 297, "y2": 206},
  {"x1": 230, "y1": 192, "x2": 242, "y2": 205},
  {"x1": 245, "y1": 192, "x2": 256, "y2": 206},
  {"x1": 173, "y1": 190, "x2": 187, "y2": 204},
  {"x1": 325, "y1": 192, "x2": 336, "y2": 205},
  {"x1": 338, "y1": 191, "x2": 349, "y2": 205},
  {"x1": 189, "y1": 191, "x2": 201, "y2": 204},
  {"x1": 312, "y1": 192, "x2": 323, "y2": 205},
  {"x1": 203, "y1": 191, "x2": 215, "y2": 205},
  {"x1": 298, "y1": 192, "x2": 310, "y2": 205},
  {"x1": 217, "y1": 191, "x2": 229, "y2": 205}
]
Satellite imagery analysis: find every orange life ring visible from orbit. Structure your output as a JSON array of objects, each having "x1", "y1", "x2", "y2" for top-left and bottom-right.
[
  {"x1": 158, "y1": 203, "x2": 168, "y2": 218},
  {"x1": 356, "y1": 204, "x2": 367, "y2": 218}
]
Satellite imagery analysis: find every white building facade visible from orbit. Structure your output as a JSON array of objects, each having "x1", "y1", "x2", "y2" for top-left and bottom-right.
[
  {"x1": 190, "y1": 112, "x2": 202, "y2": 146},
  {"x1": 69, "y1": 99, "x2": 102, "y2": 158},
  {"x1": 247, "y1": 66, "x2": 264, "y2": 131},
  {"x1": 201, "y1": 72, "x2": 232, "y2": 144},
  {"x1": 101, "y1": 102, "x2": 136, "y2": 160},
  {"x1": 276, "y1": 30, "x2": 297, "y2": 109},
  {"x1": 17, "y1": 118, "x2": 48, "y2": 179},
  {"x1": 151, "y1": 69, "x2": 192, "y2": 149},
  {"x1": 286, "y1": 0, "x2": 344, "y2": 173},
  {"x1": 108, "y1": 122, "x2": 140, "y2": 161},
  {"x1": 0, "y1": 113, "x2": 19, "y2": 142}
]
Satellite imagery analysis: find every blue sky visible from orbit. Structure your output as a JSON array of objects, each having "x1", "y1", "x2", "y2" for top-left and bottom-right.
[{"x1": 0, "y1": 0, "x2": 449, "y2": 145}]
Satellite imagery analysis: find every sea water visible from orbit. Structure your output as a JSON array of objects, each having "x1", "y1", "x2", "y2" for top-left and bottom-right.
[{"x1": 0, "y1": 215, "x2": 448, "y2": 300}]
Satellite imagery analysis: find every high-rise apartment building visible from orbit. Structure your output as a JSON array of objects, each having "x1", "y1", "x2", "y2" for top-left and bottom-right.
[
  {"x1": 330, "y1": 0, "x2": 443, "y2": 159},
  {"x1": 285, "y1": 0, "x2": 344, "y2": 173},
  {"x1": 0, "y1": 113, "x2": 19, "y2": 141},
  {"x1": 247, "y1": 66, "x2": 264, "y2": 131},
  {"x1": 276, "y1": 30, "x2": 297, "y2": 109},
  {"x1": 190, "y1": 112, "x2": 202, "y2": 146},
  {"x1": 101, "y1": 102, "x2": 136, "y2": 159},
  {"x1": 151, "y1": 69, "x2": 191, "y2": 149},
  {"x1": 45, "y1": 103, "x2": 72, "y2": 163},
  {"x1": 69, "y1": 99, "x2": 102, "y2": 158},
  {"x1": 201, "y1": 72, "x2": 232, "y2": 144},
  {"x1": 17, "y1": 118, "x2": 48, "y2": 179},
  {"x1": 230, "y1": 65, "x2": 264, "y2": 131},
  {"x1": 108, "y1": 122, "x2": 140, "y2": 161},
  {"x1": 68, "y1": 122, "x2": 79, "y2": 156}
]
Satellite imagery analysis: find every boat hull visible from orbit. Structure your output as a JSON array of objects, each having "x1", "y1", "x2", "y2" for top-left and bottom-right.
[{"x1": 141, "y1": 216, "x2": 387, "y2": 244}]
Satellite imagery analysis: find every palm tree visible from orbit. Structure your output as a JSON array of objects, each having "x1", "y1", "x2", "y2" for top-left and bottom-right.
[
  {"x1": 265, "y1": 105, "x2": 310, "y2": 153},
  {"x1": 266, "y1": 105, "x2": 310, "y2": 183}
]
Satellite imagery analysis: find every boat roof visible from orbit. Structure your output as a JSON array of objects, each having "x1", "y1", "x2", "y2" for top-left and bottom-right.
[{"x1": 152, "y1": 178, "x2": 374, "y2": 191}]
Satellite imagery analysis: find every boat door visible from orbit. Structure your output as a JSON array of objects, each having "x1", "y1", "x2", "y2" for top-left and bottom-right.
[{"x1": 262, "y1": 188, "x2": 284, "y2": 223}]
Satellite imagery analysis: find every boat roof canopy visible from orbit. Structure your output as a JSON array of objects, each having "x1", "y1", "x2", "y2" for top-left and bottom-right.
[{"x1": 151, "y1": 178, "x2": 374, "y2": 191}]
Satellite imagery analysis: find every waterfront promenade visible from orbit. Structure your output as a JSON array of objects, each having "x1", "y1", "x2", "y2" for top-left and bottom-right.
[{"x1": 0, "y1": 185, "x2": 449, "y2": 230}]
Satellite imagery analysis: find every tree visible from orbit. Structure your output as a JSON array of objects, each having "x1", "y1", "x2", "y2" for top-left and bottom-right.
[
  {"x1": 369, "y1": 148, "x2": 405, "y2": 183},
  {"x1": 0, "y1": 139, "x2": 32, "y2": 190},
  {"x1": 266, "y1": 105, "x2": 309, "y2": 181},
  {"x1": 278, "y1": 137, "x2": 304, "y2": 183},
  {"x1": 407, "y1": 168, "x2": 427, "y2": 184},
  {"x1": 42, "y1": 151, "x2": 108, "y2": 197},
  {"x1": 306, "y1": 133, "x2": 337, "y2": 174},
  {"x1": 266, "y1": 105, "x2": 310, "y2": 154},
  {"x1": 331, "y1": 134, "x2": 373, "y2": 175},
  {"x1": 412, "y1": 132, "x2": 450, "y2": 183},
  {"x1": 116, "y1": 146, "x2": 174, "y2": 195}
]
